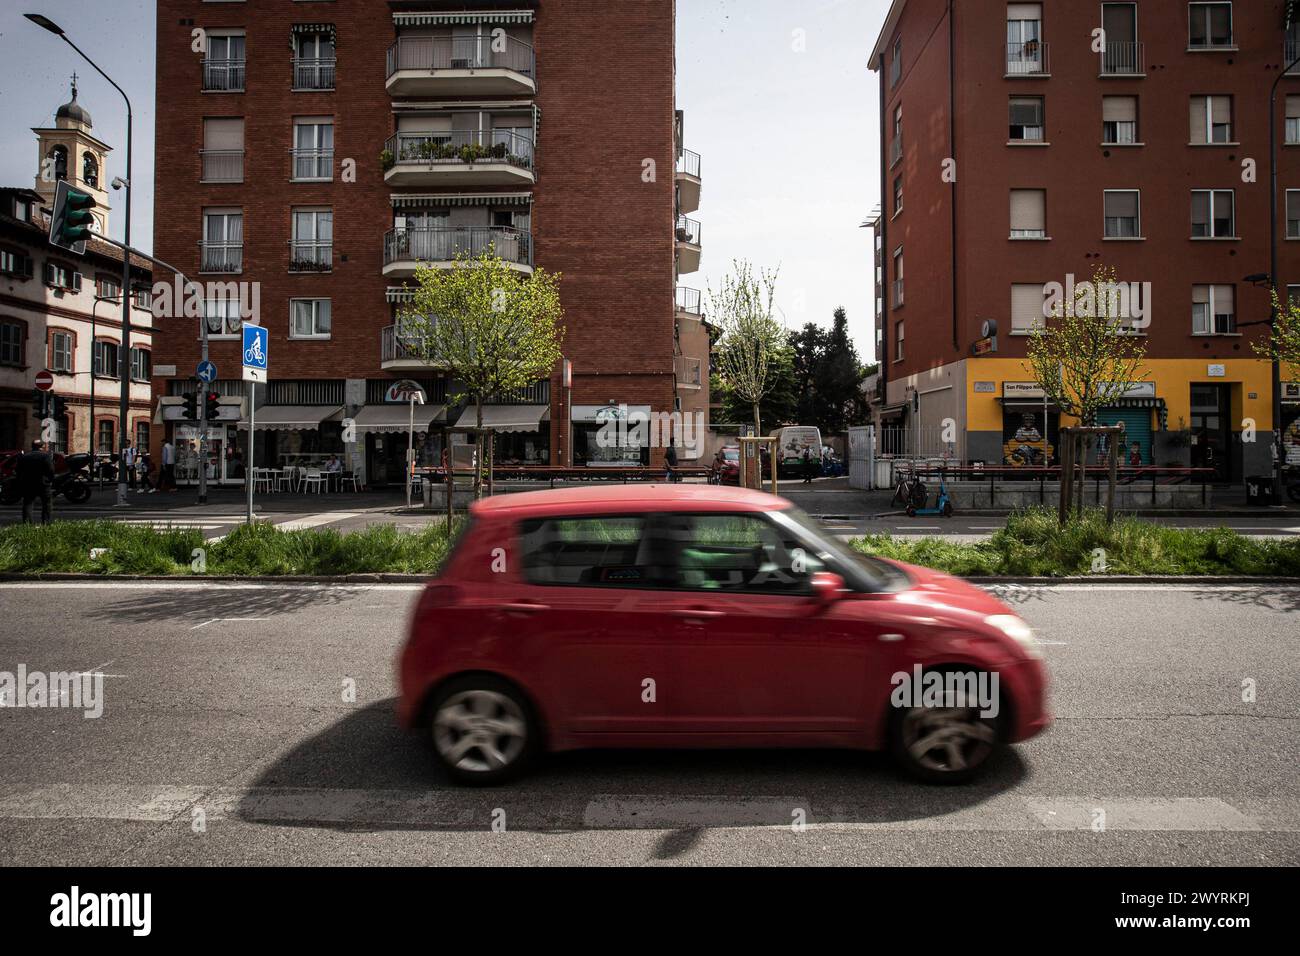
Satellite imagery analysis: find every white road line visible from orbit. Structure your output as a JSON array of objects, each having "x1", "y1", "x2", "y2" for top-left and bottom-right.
[
  {"x1": 273, "y1": 513, "x2": 362, "y2": 531},
  {"x1": 189, "y1": 617, "x2": 273, "y2": 630}
]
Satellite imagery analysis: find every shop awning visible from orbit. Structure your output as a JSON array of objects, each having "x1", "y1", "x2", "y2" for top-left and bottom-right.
[
  {"x1": 393, "y1": 10, "x2": 534, "y2": 26},
  {"x1": 1109, "y1": 396, "x2": 1167, "y2": 429},
  {"x1": 879, "y1": 403, "x2": 908, "y2": 420},
  {"x1": 454, "y1": 404, "x2": 549, "y2": 433},
  {"x1": 236, "y1": 405, "x2": 342, "y2": 432},
  {"x1": 352, "y1": 403, "x2": 447, "y2": 433}
]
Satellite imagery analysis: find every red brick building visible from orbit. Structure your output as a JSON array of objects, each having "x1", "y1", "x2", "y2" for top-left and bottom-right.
[
  {"x1": 152, "y1": 0, "x2": 705, "y2": 485},
  {"x1": 870, "y1": 0, "x2": 1300, "y2": 481}
]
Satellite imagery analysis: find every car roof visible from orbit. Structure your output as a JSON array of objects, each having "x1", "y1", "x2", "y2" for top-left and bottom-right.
[{"x1": 469, "y1": 483, "x2": 792, "y2": 518}]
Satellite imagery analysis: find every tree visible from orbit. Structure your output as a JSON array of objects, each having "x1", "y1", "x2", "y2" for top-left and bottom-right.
[
  {"x1": 709, "y1": 261, "x2": 784, "y2": 435},
  {"x1": 788, "y1": 322, "x2": 828, "y2": 427},
  {"x1": 398, "y1": 250, "x2": 564, "y2": 497},
  {"x1": 1262, "y1": 289, "x2": 1300, "y2": 377},
  {"x1": 816, "y1": 307, "x2": 870, "y2": 433},
  {"x1": 715, "y1": 344, "x2": 797, "y2": 429}
]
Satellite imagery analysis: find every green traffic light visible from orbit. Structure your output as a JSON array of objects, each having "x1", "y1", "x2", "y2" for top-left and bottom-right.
[{"x1": 61, "y1": 189, "x2": 96, "y2": 242}]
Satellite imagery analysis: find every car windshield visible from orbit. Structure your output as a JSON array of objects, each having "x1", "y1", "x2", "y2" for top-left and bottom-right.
[
  {"x1": 723, "y1": 450, "x2": 738, "y2": 461},
  {"x1": 771, "y1": 504, "x2": 907, "y2": 592}
]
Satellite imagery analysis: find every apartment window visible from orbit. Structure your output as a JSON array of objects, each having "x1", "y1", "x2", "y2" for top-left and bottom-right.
[
  {"x1": 134, "y1": 288, "x2": 153, "y2": 311},
  {"x1": 203, "y1": 32, "x2": 246, "y2": 91},
  {"x1": 1103, "y1": 190, "x2": 1141, "y2": 238},
  {"x1": 0, "y1": 321, "x2": 24, "y2": 366},
  {"x1": 130, "y1": 347, "x2": 151, "y2": 382},
  {"x1": 13, "y1": 197, "x2": 31, "y2": 222},
  {"x1": 1190, "y1": 95, "x2": 1232, "y2": 143},
  {"x1": 49, "y1": 330, "x2": 73, "y2": 372},
  {"x1": 135, "y1": 422, "x2": 150, "y2": 453},
  {"x1": 97, "y1": 276, "x2": 121, "y2": 300},
  {"x1": 1289, "y1": 284, "x2": 1300, "y2": 309},
  {"x1": 890, "y1": 105, "x2": 903, "y2": 166},
  {"x1": 1100, "y1": 3, "x2": 1140, "y2": 74},
  {"x1": 1188, "y1": 2, "x2": 1232, "y2": 49},
  {"x1": 892, "y1": 247, "x2": 904, "y2": 308},
  {"x1": 1288, "y1": 97, "x2": 1300, "y2": 145},
  {"x1": 290, "y1": 208, "x2": 333, "y2": 272},
  {"x1": 889, "y1": 36, "x2": 902, "y2": 88},
  {"x1": 1102, "y1": 96, "x2": 1138, "y2": 144},
  {"x1": 43, "y1": 262, "x2": 81, "y2": 290},
  {"x1": 1010, "y1": 189, "x2": 1046, "y2": 238},
  {"x1": 203, "y1": 297, "x2": 243, "y2": 337},
  {"x1": 292, "y1": 118, "x2": 334, "y2": 181},
  {"x1": 1191, "y1": 190, "x2": 1235, "y2": 238},
  {"x1": 96, "y1": 420, "x2": 114, "y2": 455},
  {"x1": 1011, "y1": 283, "x2": 1047, "y2": 332},
  {"x1": 1009, "y1": 96, "x2": 1044, "y2": 141},
  {"x1": 292, "y1": 29, "x2": 336, "y2": 90},
  {"x1": 1192, "y1": 285, "x2": 1235, "y2": 334},
  {"x1": 201, "y1": 118, "x2": 244, "y2": 182},
  {"x1": 1006, "y1": 3, "x2": 1044, "y2": 75},
  {"x1": 0, "y1": 249, "x2": 33, "y2": 278},
  {"x1": 893, "y1": 175, "x2": 903, "y2": 216},
  {"x1": 895, "y1": 321, "x2": 904, "y2": 361},
  {"x1": 1288, "y1": 190, "x2": 1300, "y2": 238},
  {"x1": 201, "y1": 210, "x2": 243, "y2": 273},
  {"x1": 290, "y1": 299, "x2": 332, "y2": 339},
  {"x1": 92, "y1": 340, "x2": 120, "y2": 378}
]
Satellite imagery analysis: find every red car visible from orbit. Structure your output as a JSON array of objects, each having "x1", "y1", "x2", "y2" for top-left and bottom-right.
[{"x1": 398, "y1": 485, "x2": 1050, "y2": 785}]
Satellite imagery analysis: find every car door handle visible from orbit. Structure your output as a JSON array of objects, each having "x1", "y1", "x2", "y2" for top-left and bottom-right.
[
  {"x1": 667, "y1": 608, "x2": 725, "y2": 620},
  {"x1": 497, "y1": 601, "x2": 550, "y2": 614}
]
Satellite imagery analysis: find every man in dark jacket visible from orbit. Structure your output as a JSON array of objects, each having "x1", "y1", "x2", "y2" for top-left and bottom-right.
[{"x1": 16, "y1": 439, "x2": 55, "y2": 524}]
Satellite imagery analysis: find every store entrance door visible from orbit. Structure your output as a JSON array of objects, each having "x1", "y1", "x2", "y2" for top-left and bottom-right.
[{"x1": 1189, "y1": 384, "x2": 1231, "y2": 483}]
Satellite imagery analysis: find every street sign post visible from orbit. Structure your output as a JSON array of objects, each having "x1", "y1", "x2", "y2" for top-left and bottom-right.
[{"x1": 241, "y1": 324, "x2": 268, "y2": 524}]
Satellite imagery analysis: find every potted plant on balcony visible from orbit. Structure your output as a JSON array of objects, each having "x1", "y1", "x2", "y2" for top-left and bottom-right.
[
  {"x1": 676, "y1": 224, "x2": 691, "y2": 243},
  {"x1": 490, "y1": 141, "x2": 509, "y2": 160},
  {"x1": 380, "y1": 149, "x2": 395, "y2": 171}
]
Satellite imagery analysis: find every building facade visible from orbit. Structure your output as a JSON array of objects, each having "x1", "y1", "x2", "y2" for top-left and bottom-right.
[
  {"x1": 152, "y1": 0, "x2": 707, "y2": 485},
  {"x1": 870, "y1": 0, "x2": 1300, "y2": 482},
  {"x1": 0, "y1": 85, "x2": 153, "y2": 457}
]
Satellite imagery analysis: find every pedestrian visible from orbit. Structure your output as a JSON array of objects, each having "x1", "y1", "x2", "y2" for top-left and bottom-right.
[
  {"x1": 664, "y1": 441, "x2": 679, "y2": 483},
  {"x1": 160, "y1": 438, "x2": 176, "y2": 491},
  {"x1": 122, "y1": 443, "x2": 138, "y2": 490},
  {"x1": 137, "y1": 454, "x2": 157, "y2": 493},
  {"x1": 15, "y1": 439, "x2": 55, "y2": 525},
  {"x1": 801, "y1": 446, "x2": 816, "y2": 483}
]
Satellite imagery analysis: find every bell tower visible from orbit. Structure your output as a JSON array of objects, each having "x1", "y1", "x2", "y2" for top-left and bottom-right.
[{"x1": 31, "y1": 76, "x2": 114, "y2": 235}]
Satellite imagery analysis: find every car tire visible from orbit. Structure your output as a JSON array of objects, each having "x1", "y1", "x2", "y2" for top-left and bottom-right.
[
  {"x1": 426, "y1": 675, "x2": 538, "y2": 786},
  {"x1": 888, "y1": 669, "x2": 1000, "y2": 785}
]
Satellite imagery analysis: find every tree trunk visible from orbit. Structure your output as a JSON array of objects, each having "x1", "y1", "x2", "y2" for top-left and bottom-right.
[{"x1": 474, "y1": 398, "x2": 484, "y2": 500}]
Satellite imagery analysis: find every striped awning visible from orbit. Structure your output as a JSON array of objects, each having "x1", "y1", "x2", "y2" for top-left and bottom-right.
[
  {"x1": 235, "y1": 405, "x2": 343, "y2": 432},
  {"x1": 390, "y1": 192, "x2": 532, "y2": 208},
  {"x1": 386, "y1": 286, "x2": 416, "y2": 303},
  {"x1": 1111, "y1": 397, "x2": 1168, "y2": 429},
  {"x1": 454, "y1": 404, "x2": 549, "y2": 433},
  {"x1": 393, "y1": 11, "x2": 533, "y2": 27},
  {"x1": 291, "y1": 23, "x2": 336, "y2": 48}
]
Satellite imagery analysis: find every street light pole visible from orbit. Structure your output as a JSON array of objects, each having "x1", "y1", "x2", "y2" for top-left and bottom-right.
[{"x1": 26, "y1": 14, "x2": 134, "y2": 507}]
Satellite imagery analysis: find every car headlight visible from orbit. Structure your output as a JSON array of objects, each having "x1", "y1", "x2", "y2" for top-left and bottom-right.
[{"x1": 985, "y1": 614, "x2": 1041, "y2": 658}]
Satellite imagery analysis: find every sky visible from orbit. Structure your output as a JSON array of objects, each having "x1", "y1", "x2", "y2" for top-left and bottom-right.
[{"x1": 0, "y1": 0, "x2": 889, "y2": 362}]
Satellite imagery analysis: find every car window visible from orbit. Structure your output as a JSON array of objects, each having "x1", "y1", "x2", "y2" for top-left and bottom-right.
[
  {"x1": 660, "y1": 512, "x2": 828, "y2": 594},
  {"x1": 519, "y1": 514, "x2": 668, "y2": 588}
]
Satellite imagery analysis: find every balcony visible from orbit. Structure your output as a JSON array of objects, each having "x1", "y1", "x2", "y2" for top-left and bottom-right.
[
  {"x1": 293, "y1": 56, "x2": 336, "y2": 91},
  {"x1": 1288, "y1": 39, "x2": 1300, "y2": 75},
  {"x1": 676, "y1": 148, "x2": 702, "y2": 214},
  {"x1": 383, "y1": 226, "x2": 533, "y2": 278},
  {"x1": 1100, "y1": 40, "x2": 1143, "y2": 75},
  {"x1": 199, "y1": 241, "x2": 243, "y2": 274},
  {"x1": 200, "y1": 149, "x2": 244, "y2": 183},
  {"x1": 383, "y1": 129, "x2": 535, "y2": 187},
  {"x1": 675, "y1": 216, "x2": 701, "y2": 275},
  {"x1": 675, "y1": 286, "x2": 702, "y2": 316},
  {"x1": 381, "y1": 323, "x2": 442, "y2": 370},
  {"x1": 675, "y1": 355, "x2": 703, "y2": 389},
  {"x1": 202, "y1": 58, "x2": 246, "y2": 92},
  {"x1": 289, "y1": 240, "x2": 332, "y2": 274},
  {"x1": 1005, "y1": 41, "x2": 1049, "y2": 77},
  {"x1": 385, "y1": 35, "x2": 536, "y2": 97},
  {"x1": 290, "y1": 148, "x2": 334, "y2": 182}
]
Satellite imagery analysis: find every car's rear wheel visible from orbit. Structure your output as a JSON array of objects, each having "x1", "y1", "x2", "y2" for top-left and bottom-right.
[
  {"x1": 427, "y1": 676, "x2": 536, "y2": 785},
  {"x1": 889, "y1": 683, "x2": 999, "y2": 784}
]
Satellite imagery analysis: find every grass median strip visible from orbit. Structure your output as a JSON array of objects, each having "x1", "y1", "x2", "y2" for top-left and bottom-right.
[{"x1": 849, "y1": 507, "x2": 1300, "y2": 577}]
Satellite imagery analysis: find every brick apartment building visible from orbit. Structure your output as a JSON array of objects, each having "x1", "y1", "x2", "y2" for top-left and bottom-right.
[
  {"x1": 152, "y1": 0, "x2": 706, "y2": 487},
  {"x1": 869, "y1": 0, "x2": 1300, "y2": 483}
]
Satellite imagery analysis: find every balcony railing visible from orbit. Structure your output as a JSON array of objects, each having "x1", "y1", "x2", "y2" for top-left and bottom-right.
[
  {"x1": 202, "y1": 58, "x2": 246, "y2": 92},
  {"x1": 676, "y1": 149, "x2": 701, "y2": 178},
  {"x1": 1287, "y1": 39, "x2": 1300, "y2": 74},
  {"x1": 199, "y1": 241, "x2": 243, "y2": 274},
  {"x1": 290, "y1": 148, "x2": 334, "y2": 181},
  {"x1": 676, "y1": 287, "x2": 702, "y2": 315},
  {"x1": 381, "y1": 323, "x2": 437, "y2": 365},
  {"x1": 200, "y1": 149, "x2": 244, "y2": 183},
  {"x1": 675, "y1": 216, "x2": 701, "y2": 245},
  {"x1": 675, "y1": 356, "x2": 702, "y2": 387},
  {"x1": 289, "y1": 240, "x2": 332, "y2": 273},
  {"x1": 1006, "y1": 41, "x2": 1049, "y2": 75},
  {"x1": 292, "y1": 56, "x2": 336, "y2": 90},
  {"x1": 267, "y1": 379, "x2": 345, "y2": 405},
  {"x1": 383, "y1": 226, "x2": 533, "y2": 268},
  {"x1": 385, "y1": 34, "x2": 535, "y2": 79},
  {"x1": 384, "y1": 128, "x2": 535, "y2": 171},
  {"x1": 1100, "y1": 40, "x2": 1143, "y2": 75}
]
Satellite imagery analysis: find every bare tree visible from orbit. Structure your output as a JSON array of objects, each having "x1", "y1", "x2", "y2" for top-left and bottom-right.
[{"x1": 709, "y1": 261, "x2": 783, "y2": 435}]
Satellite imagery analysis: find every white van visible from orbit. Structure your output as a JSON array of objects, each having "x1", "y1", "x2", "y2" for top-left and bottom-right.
[{"x1": 770, "y1": 426, "x2": 822, "y2": 476}]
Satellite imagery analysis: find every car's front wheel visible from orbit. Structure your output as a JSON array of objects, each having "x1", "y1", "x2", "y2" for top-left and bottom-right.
[
  {"x1": 889, "y1": 688, "x2": 999, "y2": 784},
  {"x1": 427, "y1": 676, "x2": 537, "y2": 785}
]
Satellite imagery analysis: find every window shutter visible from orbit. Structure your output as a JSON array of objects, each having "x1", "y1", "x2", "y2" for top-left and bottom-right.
[
  {"x1": 1011, "y1": 283, "x2": 1046, "y2": 330},
  {"x1": 71, "y1": 271, "x2": 82, "y2": 291},
  {"x1": 1102, "y1": 96, "x2": 1136, "y2": 122},
  {"x1": 203, "y1": 117, "x2": 244, "y2": 150},
  {"x1": 22, "y1": 255, "x2": 33, "y2": 278},
  {"x1": 1010, "y1": 190, "x2": 1045, "y2": 231},
  {"x1": 1216, "y1": 284, "x2": 1234, "y2": 313},
  {"x1": 1210, "y1": 95, "x2": 1231, "y2": 125},
  {"x1": 1189, "y1": 97, "x2": 1208, "y2": 142},
  {"x1": 1288, "y1": 96, "x2": 1300, "y2": 120},
  {"x1": 1007, "y1": 3, "x2": 1041, "y2": 19},
  {"x1": 1105, "y1": 191, "x2": 1138, "y2": 218}
]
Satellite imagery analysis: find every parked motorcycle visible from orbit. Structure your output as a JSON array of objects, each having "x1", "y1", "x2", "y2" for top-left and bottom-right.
[{"x1": 0, "y1": 451, "x2": 92, "y2": 505}]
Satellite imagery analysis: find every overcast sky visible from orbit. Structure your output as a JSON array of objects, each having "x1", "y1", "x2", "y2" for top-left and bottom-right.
[{"x1": 0, "y1": 0, "x2": 888, "y2": 362}]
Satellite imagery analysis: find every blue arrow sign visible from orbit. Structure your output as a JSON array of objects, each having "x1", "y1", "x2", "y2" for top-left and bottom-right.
[
  {"x1": 241, "y1": 323, "x2": 268, "y2": 384},
  {"x1": 196, "y1": 360, "x2": 217, "y2": 383}
]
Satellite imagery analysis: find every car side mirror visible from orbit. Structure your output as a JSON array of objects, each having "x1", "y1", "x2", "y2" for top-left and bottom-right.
[{"x1": 810, "y1": 571, "x2": 845, "y2": 605}]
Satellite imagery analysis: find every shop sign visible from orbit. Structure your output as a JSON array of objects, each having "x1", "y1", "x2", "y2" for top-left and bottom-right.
[
  {"x1": 384, "y1": 380, "x2": 427, "y2": 403},
  {"x1": 1002, "y1": 382, "x2": 1046, "y2": 399},
  {"x1": 1208, "y1": 364, "x2": 1226, "y2": 377},
  {"x1": 973, "y1": 381, "x2": 996, "y2": 394}
]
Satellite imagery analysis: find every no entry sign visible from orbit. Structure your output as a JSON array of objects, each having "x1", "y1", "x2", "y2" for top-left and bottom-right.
[{"x1": 34, "y1": 369, "x2": 54, "y2": 391}]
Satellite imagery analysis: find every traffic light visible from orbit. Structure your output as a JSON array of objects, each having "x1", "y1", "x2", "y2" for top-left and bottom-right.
[
  {"x1": 31, "y1": 390, "x2": 49, "y2": 418},
  {"x1": 50, "y1": 395, "x2": 68, "y2": 420},
  {"x1": 48, "y1": 180, "x2": 97, "y2": 255},
  {"x1": 181, "y1": 392, "x2": 198, "y2": 420},
  {"x1": 204, "y1": 391, "x2": 221, "y2": 421}
]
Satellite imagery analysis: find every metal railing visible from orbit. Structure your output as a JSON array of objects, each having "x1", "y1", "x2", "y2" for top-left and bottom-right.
[
  {"x1": 289, "y1": 240, "x2": 332, "y2": 273},
  {"x1": 266, "y1": 379, "x2": 345, "y2": 405},
  {"x1": 199, "y1": 149, "x2": 244, "y2": 183},
  {"x1": 676, "y1": 286, "x2": 702, "y2": 314},
  {"x1": 292, "y1": 56, "x2": 336, "y2": 90},
  {"x1": 675, "y1": 215, "x2": 701, "y2": 245},
  {"x1": 1006, "y1": 41, "x2": 1049, "y2": 75},
  {"x1": 1100, "y1": 40, "x2": 1143, "y2": 74},
  {"x1": 1288, "y1": 39, "x2": 1300, "y2": 73},
  {"x1": 675, "y1": 355, "x2": 702, "y2": 387},
  {"x1": 202, "y1": 58, "x2": 246, "y2": 92},
  {"x1": 381, "y1": 323, "x2": 437, "y2": 365},
  {"x1": 383, "y1": 226, "x2": 533, "y2": 267},
  {"x1": 385, "y1": 34, "x2": 535, "y2": 80},
  {"x1": 384, "y1": 128, "x2": 535, "y2": 171},
  {"x1": 676, "y1": 148, "x2": 701, "y2": 178},
  {"x1": 198, "y1": 242, "x2": 243, "y2": 274},
  {"x1": 290, "y1": 148, "x2": 334, "y2": 181}
]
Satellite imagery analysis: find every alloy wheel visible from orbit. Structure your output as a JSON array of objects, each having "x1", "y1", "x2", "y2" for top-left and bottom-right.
[{"x1": 432, "y1": 689, "x2": 528, "y2": 774}]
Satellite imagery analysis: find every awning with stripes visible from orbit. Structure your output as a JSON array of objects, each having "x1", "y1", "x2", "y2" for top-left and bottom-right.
[
  {"x1": 290, "y1": 23, "x2": 337, "y2": 48},
  {"x1": 454, "y1": 404, "x2": 549, "y2": 433},
  {"x1": 352, "y1": 403, "x2": 447, "y2": 433},
  {"x1": 390, "y1": 192, "x2": 532, "y2": 208},
  {"x1": 236, "y1": 405, "x2": 343, "y2": 432},
  {"x1": 393, "y1": 11, "x2": 534, "y2": 26}
]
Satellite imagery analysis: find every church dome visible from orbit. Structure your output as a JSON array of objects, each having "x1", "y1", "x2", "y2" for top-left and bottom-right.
[{"x1": 55, "y1": 84, "x2": 92, "y2": 128}]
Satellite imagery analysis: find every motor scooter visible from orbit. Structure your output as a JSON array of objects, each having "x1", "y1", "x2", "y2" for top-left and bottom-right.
[{"x1": 905, "y1": 472, "x2": 954, "y2": 518}]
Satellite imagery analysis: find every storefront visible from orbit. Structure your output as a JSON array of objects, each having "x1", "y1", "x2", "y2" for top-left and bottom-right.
[
  {"x1": 452, "y1": 403, "x2": 550, "y2": 465},
  {"x1": 1284, "y1": 382, "x2": 1300, "y2": 470},
  {"x1": 235, "y1": 404, "x2": 344, "y2": 476},
  {"x1": 357, "y1": 399, "x2": 447, "y2": 486},
  {"x1": 997, "y1": 383, "x2": 1059, "y2": 467},
  {"x1": 571, "y1": 404, "x2": 650, "y2": 466}
]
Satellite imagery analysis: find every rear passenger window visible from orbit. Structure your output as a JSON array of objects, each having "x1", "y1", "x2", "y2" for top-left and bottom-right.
[{"x1": 520, "y1": 515, "x2": 666, "y2": 588}]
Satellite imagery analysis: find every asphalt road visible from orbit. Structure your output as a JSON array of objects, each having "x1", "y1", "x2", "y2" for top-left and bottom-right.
[{"x1": 0, "y1": 581, "x2": 1295, "y2": 866}]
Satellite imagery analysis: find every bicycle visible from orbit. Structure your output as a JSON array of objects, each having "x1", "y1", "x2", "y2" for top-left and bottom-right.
[{"x1": 891, "y1": 464, "x2": 928, "y2": 510}]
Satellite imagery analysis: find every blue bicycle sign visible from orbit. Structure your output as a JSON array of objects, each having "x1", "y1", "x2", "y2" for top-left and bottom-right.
[{"x1": 241, "y1": 323, "x2": 268, "y2": 383}]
